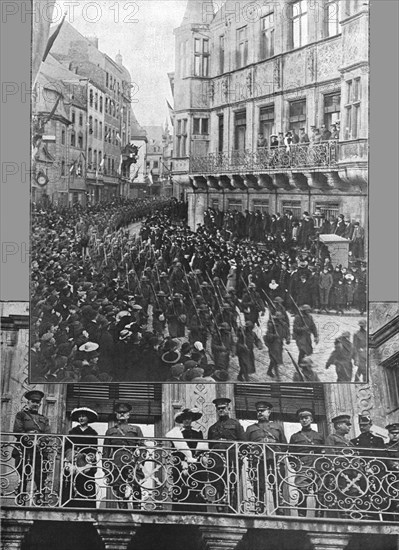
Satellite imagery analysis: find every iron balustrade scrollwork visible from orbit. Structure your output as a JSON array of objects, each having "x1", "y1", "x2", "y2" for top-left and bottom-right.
[
  {"x1": 189, "y1": 142, "x2": 339, "y2": 174},
  {"x1": 1, "y1": 434, "x2": 397, "y2": 521}
]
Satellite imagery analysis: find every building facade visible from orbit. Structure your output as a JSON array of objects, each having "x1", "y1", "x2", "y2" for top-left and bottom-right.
[
  {"x1": 32, "y1": 21, "x2": 147, "y2": 205},
  {"x1": 171, "y1": 0, "x2": 368, "y2": 231},
  {"x1": 1, "y1": 302, "x2": 398, "y2": 550}
]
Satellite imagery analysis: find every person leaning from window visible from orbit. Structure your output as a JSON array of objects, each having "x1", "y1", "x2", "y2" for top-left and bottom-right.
[
  {"x1": 288, "y1": 408, "x2": 324, "y2": 518},
  {"x1": 63, "y1": 407, "x2": 99, "y2": 508},
  {"x1": 103, "y1": 403, "x2": 145, "y2": 509},
  {"x1": 12, "y1": 390, "x2": 51, "y2": 506}
]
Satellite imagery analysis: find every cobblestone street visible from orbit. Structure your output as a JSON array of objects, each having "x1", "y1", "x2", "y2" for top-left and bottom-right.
[{"x1": 129, "y1": 222, "x2": 366, "y2": 384}]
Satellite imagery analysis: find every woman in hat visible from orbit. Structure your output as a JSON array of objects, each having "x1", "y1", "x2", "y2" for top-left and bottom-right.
[
  {"x1": 63, "y1": 407, "x2": 99, "y2": 508},
  {"x1": 165, "y1": 408, "x2": 207, "y2": 511}
]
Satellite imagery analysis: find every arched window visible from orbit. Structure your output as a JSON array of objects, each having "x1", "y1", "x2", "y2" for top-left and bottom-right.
[
  {"x1": 95, "y1": 92, "x2": 98, "y2": 110},
  {"x1": 93, "y1": 149, "x2": 97, "y2": 168},
  {"x1": 79, "y1": 113, "x2": 83, "y2": 126},
  {"x1": 94, "y1": 119, "x2": 98, "y2": 139},
  {"x1": 89, "y1": 115, "x2": 93, "y2": 134},
  {"x1": 99, "y1": 122, "x2": 102, "y2": 139}
]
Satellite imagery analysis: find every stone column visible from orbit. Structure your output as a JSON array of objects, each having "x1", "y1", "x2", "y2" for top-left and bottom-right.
[
  {"x1": 307, "y1": 532, "x2": 351, "y2": 550},
  {"x1": 199, "y1": 526, "x2": 247, "y2": 550},
  {"x1": 94, "y1": 523, "x2": 140, "y2": 550},
  {"x1": 0, "y1": 520, "x2": 33, "y2": 550}
]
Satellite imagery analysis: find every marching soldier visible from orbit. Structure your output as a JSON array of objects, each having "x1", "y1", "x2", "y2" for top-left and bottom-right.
[
  {"x1": 241, "y1": 282, "x2": 265, "y2": 327},
  {"x1": 293, "y1": 304, "x2": 318, "y2": 365},
  {"x1": 264, "y1": 311, "x2": 290, "y2": 378},
  {"x1": 353, "y1": 320, "x2": 367, "y2": 382},
  {"x1": 165, "y1": 293, "x2": 187, "y2": 338}
]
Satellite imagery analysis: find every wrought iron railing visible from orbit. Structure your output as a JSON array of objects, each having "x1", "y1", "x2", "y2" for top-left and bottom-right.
[
  {"x1": 1, "y1": 434, "x2": 397, "y2": 520},
  {"x1": 190, "y1": 142, "x2": 339, "y2": 174}
]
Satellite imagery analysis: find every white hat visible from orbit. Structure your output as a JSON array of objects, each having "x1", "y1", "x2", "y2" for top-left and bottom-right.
[
  {"x1": 193, "y1": 341, "x2": 204, "y2": 351},
  {"x1": 79, "y1": 342, "x2": 99, "y2": 353}
]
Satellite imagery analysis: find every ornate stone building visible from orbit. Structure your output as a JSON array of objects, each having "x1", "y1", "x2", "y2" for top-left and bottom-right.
[
  {"x1": 170, "y1": 0, "x2": 368, "y2": 231},
  {"x1": 1, "y1": 302, "x2": 398, "y2": 549}
]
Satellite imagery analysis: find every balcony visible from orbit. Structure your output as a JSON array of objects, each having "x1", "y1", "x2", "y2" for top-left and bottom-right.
[
  {"x1": 1, "y1": 433, "x2": 397, "y2": 522},
  {"x1": 190, "y1": 142, "x2": 339, "y2": 176}
]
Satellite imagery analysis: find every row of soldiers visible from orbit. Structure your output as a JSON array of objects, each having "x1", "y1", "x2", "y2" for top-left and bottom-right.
[{"x1": 11, "y1": 390, "x2": 399, "y2": 519}]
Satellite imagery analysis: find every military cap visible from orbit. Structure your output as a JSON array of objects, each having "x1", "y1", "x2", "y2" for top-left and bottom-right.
[
  {"x1": 185, "y1": 367, "x2": 205, "y2": 381},
  {"x1": 114, "y1": 403, "x2": 132, "y2": 414},
  {"x1": 274, "y1": 297, "x2": 284, "y2": 303},
  {"x1": 198, "y1": 304, "x2": 208, "y2": 311},
  {"x1": 255, "y1": 401, "x2": 273, "y2": 410},
  {"x1": 296, "y1": 407, "x2": 315, "y2": 418},
  {"x1": 132, "y1": 304, "x2": 143, "y2": 310},
  {"x1": 24, "y1": 390, "x2": 45, "y2": 401},
  {"x1": 183, "y1": 359, "x2": 198, "y2": 370},
  {"x1": 358, "y1": 414, "x2": 372, "y2": 425},
  {"x1": 386, "y1": 423, "x2": 399, "y2": 433},
  {"x1": 299, "y1": 356, "x2": 314, "y2": 367},
  {"x1": 300, "y1": 304, "x2": 311, "y2": 311},
  {"x1": 174, "y1": 407, "x2": 202, "y2": 423},
  {"x1": 170, "y1": 363, "x2": 185, "y2": 378},
  {"x1": 70, "y1": 407, "x2": 98, "y2": 423},
  {"x1": 218, "y1": 322, "x2": 231, "y2": 331},
  {"x1": 273, "y1": 311, "x2": 284, "y2": 320},
  {"x1": 358, "y1": 320, "x2": 366, "y2": 327},
  {"x1": 331, "y1": 414, "x2": 352, "y2": 425},
  {"x1": 180, "y1": 342, "x2": 192, "y2": 354},
  {"x1": 157, "y1": 291, "x2": 166, "y2": 297},
  {"x1": 213, "y1": 397, "x2": 231, "y2": 406}
]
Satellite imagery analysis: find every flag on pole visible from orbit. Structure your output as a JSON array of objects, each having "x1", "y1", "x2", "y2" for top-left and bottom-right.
[
  {"x1": 130, "y1": 165, "x2": 141, "y2": 182},
  {"x1": 117, "y1": 154, "x2": 123, "y2": 175},
  {"x1": 166, "y1": 100, "x2": 174, "y2": 127},
  {"x1": 69, "y1": 160, "x2": 76, "y2": 174},
  {"x1": 42, "y1": 11, "x2": 67, "y2": 63},
  {"x1": 148, "y1": 170, "x2": 154, "y2": 186},
  {"x1": 99, "y1": 155, "x2": 106, "y2": 169},
  {"x1": 116, "y1": 132, "x2": 122, "y2": 145}
]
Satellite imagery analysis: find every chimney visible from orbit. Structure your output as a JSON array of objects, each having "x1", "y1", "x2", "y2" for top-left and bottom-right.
[{"x1": 116, "y1": 51, "x2": 123, "y2": 66}]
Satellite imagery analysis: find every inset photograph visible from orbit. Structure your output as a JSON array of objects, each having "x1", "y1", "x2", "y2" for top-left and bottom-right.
[{"x1": 31, "y1": 0, "x2": 368, "y2": 383}]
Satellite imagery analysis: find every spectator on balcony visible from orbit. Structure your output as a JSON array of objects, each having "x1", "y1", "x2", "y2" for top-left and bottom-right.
[
  {"x1": 330, "y1": 124, "x2": 340, "y2": 140},
  {"x1": 13, "y1": 390, "x2": 52, "y2": 506},
  {"x1": 350, "y1": 414, "x2": 385, "y2": 454},
  {"x1": 320, "y1": 124, "x2": 331, "y2": 141},
  {"x1": 299, "y1": 128, "x2": 310, "y2": 144},
  {"x1": 256, "y1": 133, "x2": 267, "y2": 148},
  {"x1": 63, "y1": 407, "x2": 99, "y2": 508},
  {"x1": 310, "y1": 128, "x2": 322, "y2": 146},
  {"x1": 284, "y1": 132, "x2": 293, "y2": 151},
  {"x1": 270, "y1": 134, "x2": 279, "y2": 148},
  {"x1": 277, "y1": 132, "x2": 285, "y2": 147},
  {"x1": 289, "y1": 408, "x2": 324, "y2": 517},
  {"x1": 208, "y1": 398, "x2": 246, "y2": 512},
  {"x1": 165, "y1": 407, "x2": 207, "y2": 512},
  {"x1": 384, "y1": 423, "x2": 399, "y2": 521},
  {"x1": 103, "y1": 403, "x2": 145, "y2": 509},
  {"x1": 246, "y1": 401, "x2": 287, "y2": 514},
  {"x1": 291, "y1": 128, "x2": 300, "y2": 144}
]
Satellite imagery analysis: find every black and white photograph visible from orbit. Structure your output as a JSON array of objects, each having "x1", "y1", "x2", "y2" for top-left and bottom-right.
[
  {"x1": 30, "y1": 0, "x2": 369, "y2": 384},
  {"x1": 1, "y1": 301, "x2": 398, "y2": 549}
]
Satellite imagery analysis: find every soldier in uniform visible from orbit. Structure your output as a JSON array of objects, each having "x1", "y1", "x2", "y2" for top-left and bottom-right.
[
  {"x1": 384, "y1": 423, "x2": 399, "y2": 521},
  {"x1": 353, "y1": 320, "x2": 367, "y2": 382},
  {"x1": 245, "y1": 401, "x2": 287, "y2": 513},
  {"x1": 13, "y1": 390, "x2": 51, "y2": 505},
  {"x1": 264, "y1": 311, "x2": 290, "y2": 378},
  {"x1": 350, "y1": 414, "x2": 385, "y2": 454},
  {"x1": 289, "y1": 408, "x2": 324, "y2": 517},
  {"x1": 207, "y1": 398, "x2": 246, "y2": 511},
  {"x1": 293, "y1": 304, "x2": 319, "y2": 365},
  {"x1": 103, "y1": 403, "x2": 145, "y2": 509}
]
